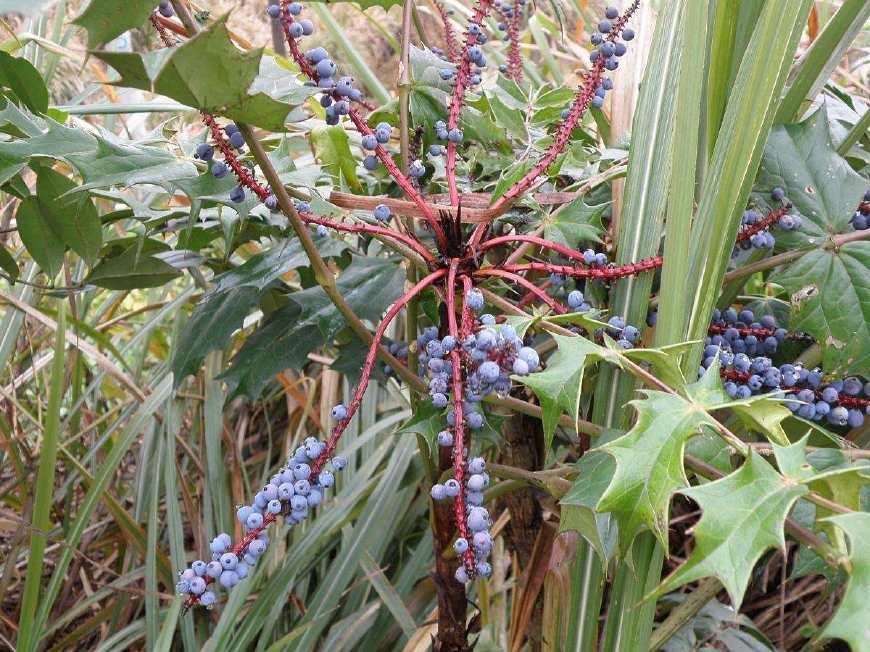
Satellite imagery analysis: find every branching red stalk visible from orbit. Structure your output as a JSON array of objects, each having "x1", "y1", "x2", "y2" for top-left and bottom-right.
[
  {"x1": 471, "y1": 0, "x2": 640, "y2": 245},
  {"x1": 312, "y1": 268, "x2": 448, "y2": 474},
  {"x1": 474, "y1": 268, "x2": 567, "y2": 313},
  {"x1": 505, "y1": 0, "x2": 523, "y2": 82},
  {"x1": 446, "y1": 260, "x2": 476, "y2": 572},
  {"x1": 480, "y1": 234, "x2": 594, "y2": 264},
  {"x1": 434, "y1": 0, "x2": 460, "y2": 63},
  {"x1": 445, "y1": 0, "x2": 493, "y2": 206}
]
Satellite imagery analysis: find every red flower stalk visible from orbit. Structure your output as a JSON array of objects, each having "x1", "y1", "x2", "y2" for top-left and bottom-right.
[
  {"x1": 480, "y1": 233, "x2": 595, "y2": 264},
  {"x1": 201, "y1": 113, "x2": 272, "y2": 201},
  {"x1": 446, "y1": 260, "x2": 476, "y2": 572},
  {"x1": 434, "y1": 1, "x2": 460, "y2": 63},
  {"x1": 277, "y1": 1, "x2": 450, "y2": 253},
  {"x1": 445, "y1": 0, "x2": 494, "y2": 206},
  {"x1": 475, "y1": 268, "x2": 567, "y2": 313}
]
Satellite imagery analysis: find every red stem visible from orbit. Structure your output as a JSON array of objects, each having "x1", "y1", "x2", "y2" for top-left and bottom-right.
[
  {"x1": 479, "y1": 234, "x2": 593, "y2": 264},
  {"x1": 472, "y1": 1, "x2": 639, "y2": 246},
  {"x1": 446, "y1": 260, "x2": 476, "y2": 572},
  {"x1": 201, "y1": 113, "x2": 272, "y2": 201},
  {"x1": 311, "y1": 268, "x2": 448, "y2": 474},
  {"x1": 474, "y1": 268, "x2": 567, "y2": 313},
  {"x1": 300, "y1": 213, "x2": 437, "y2": 264},
  {"x1": 501, "y1": 0, "x2": 523, "y2": 83},
  {"x1": 445, "y1": 0, "x2": 493, "y2": 206}
]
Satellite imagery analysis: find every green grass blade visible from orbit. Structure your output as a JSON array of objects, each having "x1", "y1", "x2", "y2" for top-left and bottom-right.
[
  {"x1": 30, "y1": 376, "x2": 174, "y2": 647},
  {"x1": 837, "y1": 101, "x2": 870, "y2": 157},
  {"x1": 145, "y1": 435, "x2": 165, "y2": 650},
  {"x1": 685, "y1": 0, "x2": 813, "y2": 358},
  {"x1": 17, "y1": 304, "x2": 65, "y2": 652},
  {"x1": 358, "y1": 551, "x2": 417, "y2": 641},
  {"x1": 776, "y1": 0, "x2": 870, "y2": 124},
  {"x1": 656, "y1": 0, "x2": 709, "y2": 346}
]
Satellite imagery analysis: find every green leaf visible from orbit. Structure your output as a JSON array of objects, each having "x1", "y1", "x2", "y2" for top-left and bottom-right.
[
  {"x1": 221, "y1": 255, "x2": 404, "y2": 397},
  {"x1": 771, "y1": 242, "x2": 869, "y2": 376},
  {"x1": 86, "y1": 245, "x2": 182, "y2": 289},
  {"x1": 596, "y1": 388, "x2": 714, "y2": 554},
  {"x1": 73, "y1": 0, "x2": 156, "y2": 47},
  {"x1": 0, "y1": 52, "x2": 48, "y2": 114},
  {"x1": 172, "y1": 287, "x2": 260, "y2": 385},
  {"x1": 35, "y1": 167, "x2": 102, "y2": 265},
  {"x1": 560, "y1": 451, "x2": 617, "y2": 565},
  {"x1": 0, "y1": 243, "x2": 17, "y2": 281},
  {"x1": 92, "y1": 17, "x2": 298, "y2": 131},
  {"x1": 514, "y1": 334, "x2": 605, "y2": 447},
  {"x1": 542, "y1": 198, "x2": 607, "y2": 247},
  {"x1": 15, "y1": 196, "x2": 65, "y2": 278},
  {"x1": 309, "y1": 125, "x2": 361, "y2": 191},
  {"x1": 816, "y1": 512, "x2": 870, "y2": 652},
  {"x1": 657, "y1": 451, "x2": 807, "y2": 607},
  {"x1": 756, "y1": 109, "x2": 866, "y2": 241}
]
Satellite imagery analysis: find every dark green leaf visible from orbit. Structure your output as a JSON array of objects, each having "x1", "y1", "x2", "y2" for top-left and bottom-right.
[
  {"x1": 35, "y1": 167, "x2": 102, "y2": 265},
  {"x1": 86, "y1": 245, "x2": 182, "y2": 289},
  {"x1": 0, "y1": 243, "x2": 18, "y2": 281},
  {"x1": 16, "y1": 196, "x2": 65, "y2": 278},
  {"x1": 0, "y1": 52, "x2": 48, "y2": 114},
  {"x1": 73, "y1": 0, "x2": 156, "y2": 47},
  {"x1": 543, "y1": 198, "x2": 607, "y2": 247}
]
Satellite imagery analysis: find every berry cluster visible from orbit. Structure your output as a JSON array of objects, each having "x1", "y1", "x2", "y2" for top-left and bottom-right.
[
  {"x1": 175, "y1": 436, "x2": 347, "y2": 607},
  {"x1": 732, "y1": 188, "x2": 800, "y2": 255},
  {"x1": 431, "y1": 456, "x2": 494, "y2": 582},
  {"x1": 701, "y1": 308, "x2": 868, "y2": 428},
  {"x1": 850, "y1": 190, "x2": 870, "y2": 230}
]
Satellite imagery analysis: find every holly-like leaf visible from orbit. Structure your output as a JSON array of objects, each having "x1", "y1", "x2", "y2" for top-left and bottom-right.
[
  {"x1": 73, "y1": 0, "x2": 156, "y2": 47},
  {"x1": 35, "y1": 167, "x2": 102, "y2": 265},
  {"x1": 657, "y1": 451, "x2": 807, "y2": 607},
  {"x1": 514, "y1": 334, "x2": 605, "y2": 447},
  {"x1": 816, "y1": 512, "x2": 870, "y2": 652},
  {"x1": 93, "y1": 17, "x2": 300, "y2": 131},
  {"x1": 596, "y1": 389, "x2": 715, "y2": 554},
  {"x1": 0, "y1": 51, "x2": 48, "y2": 114},
  {"x1": 15, "y1": 196, "x2": 65, "y2": 278},
  {"x1": 543, "y1": 198, "x2": 607, "y2": 247},
  {"x1": 221, "y1": 255, "x2": 404, "y2": 398},
  {"x1": 771, "y1": 241, "x2": 870, "y2": 376}
]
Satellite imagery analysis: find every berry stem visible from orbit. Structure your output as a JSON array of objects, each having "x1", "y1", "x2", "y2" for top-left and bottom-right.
[
  {"x1": 201, "y1": 113, "x2": 272, "y2": 200},
  {"x1": 736, "y1": 205, "x2": 791, "y2": 242},
  {"x1": 312, "y1": 267, "x2": 448, "y2": 474},
  {"x1": 479, "y1": 233, "x2": 595, "y2": 264},
  {"x1": 499, "y1": 256, "x2": 663, "y2": 280},
  {"x1": 446, "y1": 260, "x2": 476, "y2": 572}
]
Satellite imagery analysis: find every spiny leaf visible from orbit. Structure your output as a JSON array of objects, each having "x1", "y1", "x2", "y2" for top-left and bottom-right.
[
  {"x1": 92, "y1": 17, "x2": 300, "y2": 131},
  {"x1": 596, "y1": 389, "x2": 714, "y2": 553},
  {"x1": 309, "y1": 126, "x2": 361, "y2": 192},
  {"x1": 35, "y1": 167, "x2": 102, "y2": 266},
  {"x1": 560, "y1": 451, "x2": 617, "y2": 565},
  {"x1": 816, "y1": 512, "x2": 870, "y2": 652},
  {"x1": 514, "y1": 334, "x2": 605, "y2": 447},
  {"x1": 657, "y1": 451, "x2": 807, "y2": 607},
  {"x1": 542, "y1": 198, "x2": 607, "y2": 247}
]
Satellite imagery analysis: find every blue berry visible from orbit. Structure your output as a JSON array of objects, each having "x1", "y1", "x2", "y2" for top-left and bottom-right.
[
  {"x1": 289, "y1": 2, "x2": 303, "y2": 15},
  {"x1": 771, "y1": 187, "x2": 785, "y2": 201},
  {"x1": 454, "y1": 537, "x2": 469, "y2": 554},
  {"x1": 158, "y1": 0, "x2": 174, "y2": 18},
  {"x1": 375, "y1": 122, "x2": 392, "y2": 143},
  {"x1": 267, "y1": 4, "x2": 281, "y2": 18},
  {"x1": 229, "y1": 186, "x2": 245, "y2": 203},
  {"x1": 316, "y1": 59, "x2": 337, "y2": 78},
  {"x1": 331, "y1": 404, "x2": 348, "y2": 421},
  {"x1": 591, "y1": 96, "x2": 604, "y2": 108},
  {"x1": 447, "y1": 128, "x2": 464, "y2": 143},
  {"x1": 195, "y1": 143, "x2": 214, "y2": 161},
  {"x1": 598, "y1": 19, "x2": 612, "y2": 32},
  {"x1": 211, "y1": 161, "x2": 228, "y2": 179},
  {"x1": 622, "y1": 28, "x2": 635, "y2": 41},
  {"x1": 409, "y1": 159, "x2": 426, "y2": 177},
  {"x1": 466, "y1": 288, "x2": 485, "y2": 311},
  {"x1": 373, "y1": 204, "x2": 391, "y2": 221},
  {"x1": 363, "y1": 155, "x2": 379, "y2": 171},
  {"x1": 431, "y1": 483, "x2": 447, "y2": 500},
  {"x1": 306, "y1": 47, "x2": 328, "y2": 63},
  {"x1": 299, "y1": 19, "x2": 314, "y2": 35},
  {"x1": 229, "y1": 131, "x2": 245, "y2": 149}
]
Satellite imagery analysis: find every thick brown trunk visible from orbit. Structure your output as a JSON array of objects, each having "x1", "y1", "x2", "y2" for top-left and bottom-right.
[{"x1": 499, "y1": 411, "x2": 545, "y2": 650}]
